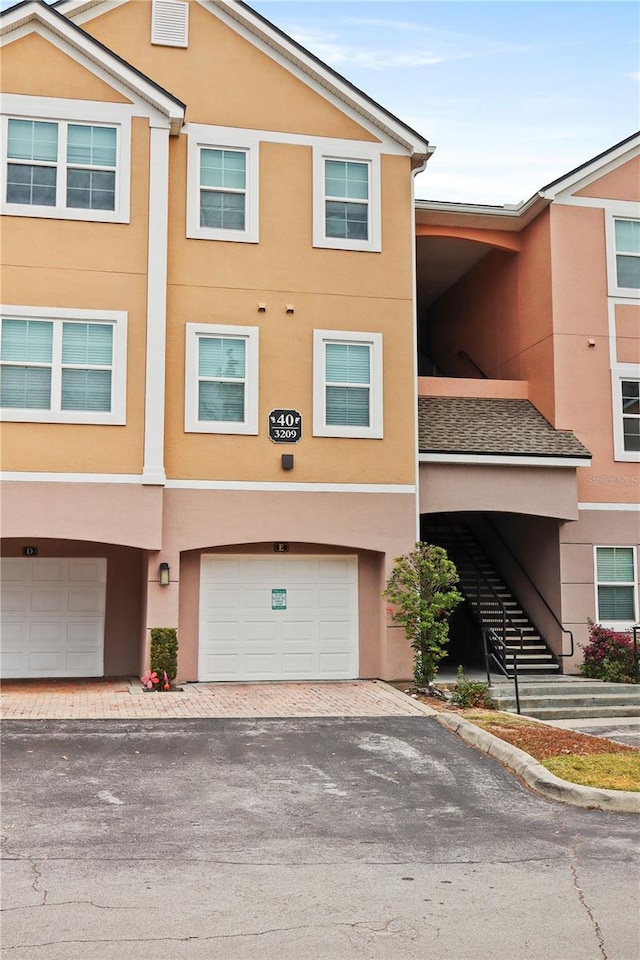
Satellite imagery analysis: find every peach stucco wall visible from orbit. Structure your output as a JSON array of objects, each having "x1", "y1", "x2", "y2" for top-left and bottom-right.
[
  {"x1": 574, "y1": 155, "x2": 640, "y2": 202},
  {"x1": 419, "y1": 463, "x2": 579, "y2": 521},
  {"x1": 550, "y1": 205, "x2": 639, "y2": 502},
  {"x1": 84, "y1": 0, "x2": 379, "y2": 140}
]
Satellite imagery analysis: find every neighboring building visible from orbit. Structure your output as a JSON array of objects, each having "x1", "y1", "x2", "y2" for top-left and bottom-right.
[
  {"x1": 0, "y1": 0, "x2": 430, "y2": 681},
  {"x1": 415, "y1": 132, "x2": 640, "y2": 672}
]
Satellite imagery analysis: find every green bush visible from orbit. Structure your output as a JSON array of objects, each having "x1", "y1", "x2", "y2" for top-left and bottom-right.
[
  {"x1": 579, "y1": 620, "x2": 637, "y2": 683},
  {"x1": 450, "y1": 665, "x2": 496, "y2": 709},
  {"x1": 382, "y1": 542, "x2": 462, "y2": 687},
  {"x1": 150, "y1": 627, "x2": 178, "y2": 684}
]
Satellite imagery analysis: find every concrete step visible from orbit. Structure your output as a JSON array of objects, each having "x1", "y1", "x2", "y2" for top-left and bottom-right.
[
  {"x1": 491, "y1": 680, "x2": 640, "y2": 697},
  {"x1": 493, "y1": 693, "x2": 640, "y2": 710},
  {"x1": 504, "y1": 705, "x2": 640, "y2": 720}
]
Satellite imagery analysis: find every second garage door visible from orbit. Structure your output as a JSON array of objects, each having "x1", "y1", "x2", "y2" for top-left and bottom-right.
[{"x1": 199, "y1": 555, "x2": 358, "y2": 681}]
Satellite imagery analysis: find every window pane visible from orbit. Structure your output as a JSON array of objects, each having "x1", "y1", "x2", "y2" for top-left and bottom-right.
[
  {"x1": 596, "y1": 547, "x2": 634, "y2": 582},
  {"x1": 326, "y1": 386, "x2": 370, "y2": 426},
  {"x1": 67, "y1": 125, "x2": 117, "y2": 167},
  {"x1": 200, "y1": 149, "x2": 246, "y2": 190},
  {"x1": 622, "y1": 380, "x2": 640, "y2": 415},
  {"x1": 616, "y1": 255, "x2": 640, "y2": 289},
  {"x1": 67, "y1": 169, "x2": 115, "y2": 210},
  {"x1": 615, "y1": 219, "x2": 640, "y2": 254},
  {"x1": 0, "y1": 366, "x2": 51, "y2": 408},
  {"x1": 198, "y1": 381, "x2": 245, "y2": 422},
  {"x1": 326, "y1": 343, "x2": 370, "y2": 384},
  {"x1": 199, "y1": 337, "x2": 245, "y2": 379},
  {"x1": 61, "y1": 369, "x2": 112, "y2": 411},
  {"x1": 7, "y1": 119, "x2": 58, "y2": 162},
  {"x1": 325, "y1": 200, "x2": 368, "y2": 240},
  {"x1": 6, "y1": 164, "x2": 56, "y2": 206},
  {"x1": 1, "y1": 319, "x2": 53, "y2": 362},
  {"x1": 623, "y1": 418, "x2": 640, "y2": 451},
  {"x1": 325, "y1": 160, "x2": 368, "y2": 200},
  {"x1": 62, "y1": 323, "x2": 113, "y2": 365},
  {"x1": 200, "y1": 190, "x2": 245, "y2": 230},
  {"x1": 597, "y1": 585, "x2": 635, "y2": 621}
]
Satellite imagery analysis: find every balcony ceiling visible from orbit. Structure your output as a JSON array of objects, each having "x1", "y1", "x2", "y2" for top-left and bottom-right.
[{"x1": 416, "y1": 235, "x2": 494, "y2": 308}]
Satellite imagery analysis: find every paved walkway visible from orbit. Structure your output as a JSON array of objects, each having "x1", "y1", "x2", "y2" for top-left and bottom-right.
[{"x1": 0, "y1": 678, "x2": 433, "y2": 720}]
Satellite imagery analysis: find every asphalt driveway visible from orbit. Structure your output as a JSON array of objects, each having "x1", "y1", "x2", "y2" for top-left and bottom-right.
[{"x1": 2, "y1": 717, "x2": 638, "y2": 960}]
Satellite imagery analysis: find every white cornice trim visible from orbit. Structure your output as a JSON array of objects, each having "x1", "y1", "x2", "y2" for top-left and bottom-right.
[
  {"x1": 0, "y1": 473, "x2": 415, "y2": 493},
  {"x1": 579, "y1": 502, "x2": 640, "y2": 512},
  {"x1": 419, "y1": 453, "x2": 591, "y2": 468},
  {"x1": 0, "y1": 473, "x2": 146, "y2": 484}
]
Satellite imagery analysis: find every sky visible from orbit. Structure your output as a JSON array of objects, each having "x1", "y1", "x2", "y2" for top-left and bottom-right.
[
  {"x1": 248, "y1": 0, "x2": 639, "y2": 204},
  {"x1": 3, "y1": 0, "x2": 639, "y2": 204}
]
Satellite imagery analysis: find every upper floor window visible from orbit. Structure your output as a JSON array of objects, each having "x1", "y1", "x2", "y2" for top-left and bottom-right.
[
  {"x1": 614, "y1": 219, "x2": 640, "y2": 291},
  {"x1": 313, "y1": 147, "x2": 381, "y2": 252},
  {"x1": 4, "y1": 119, "x2": 119, "y2": 218},
  {"x1": 612, "y1": 372, "x2": 640, "y2": 461},
  {"x1": 0, "y1": 306, "x2": 127, "y2": 424},
  {"x1": 313, "y1": 329, "x2": 383, "y2": 438},
  {"x1": 595, "y1": 546, "x2": 638, "y2": 626},
  {"x1": 186, "y1": 126, "x2": 259, "y2": 243},
  {"x1": 185, "y1": 323, "x2": 258, "y2": 434}
]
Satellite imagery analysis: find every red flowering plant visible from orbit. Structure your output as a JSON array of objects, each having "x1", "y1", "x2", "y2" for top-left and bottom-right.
[{"x1": 579, "y1": 620, "x2": 637, "y2": 684}]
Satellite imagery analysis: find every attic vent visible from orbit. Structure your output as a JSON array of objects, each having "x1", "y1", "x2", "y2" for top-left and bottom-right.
[{"x1": 151, "y1": 0, "x2": 189, "y2": 48}]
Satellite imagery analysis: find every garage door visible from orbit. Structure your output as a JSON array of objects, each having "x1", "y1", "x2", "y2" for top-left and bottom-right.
[
  {"x1": 0, "y1": 558, "x2": 106, "y2": 678},
  {"x1": 199, "y1": 555, "x2": 358, "y2": 681}
]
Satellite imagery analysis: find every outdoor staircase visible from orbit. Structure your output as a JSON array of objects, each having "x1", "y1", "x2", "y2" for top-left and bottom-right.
[
  {"x1": 489, "y1": 677, "x2": 640, "y2": 720},
  {"x1": 429, "y1": 523, "x2": 559, "y2": 676}
]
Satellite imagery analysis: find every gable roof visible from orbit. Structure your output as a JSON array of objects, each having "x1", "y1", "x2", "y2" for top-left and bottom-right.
[
  {"x1": 418, "y1": 397, "x2": 591, "y2": 461},
  {"x1": 1, "y1": 0, "x2": 186, "y2": 133},
  {"x1": 539, "y1": 130, "x2": 640, "y2": 200},
  {"x1": 54, "y1": 0, "x2": 432, "y2": 163}
]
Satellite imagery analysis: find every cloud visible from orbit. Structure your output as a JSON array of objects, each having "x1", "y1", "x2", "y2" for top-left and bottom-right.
[
  {"x1": 629, "y1": 72, "x2": 640, "y2": 81},
  {"x1": 284, "y1": 25, "x2": 447, "y2": 69}
]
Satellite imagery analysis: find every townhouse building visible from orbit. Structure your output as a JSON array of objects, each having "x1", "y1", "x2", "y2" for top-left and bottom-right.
[{"x1": 0, "y1": 0, "x2": 430, "y2": 681}]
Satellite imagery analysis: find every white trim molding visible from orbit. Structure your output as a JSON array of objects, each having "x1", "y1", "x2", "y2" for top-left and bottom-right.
[
  {"x1": 579, "y1": 502, "x2": 640, "y2": 511},
  {"x1": 186, "y1": 124, "x2": 259, "y2": 243},
  {"x1": 313, "y1": 146, "x2": 381, "y2": 252},
  {"x1": 313, "y1": 329, "x2": 383, "y2": 439},
  {"x1": 593, "y1": 544, "x2": 639, "y2": 630},
  {"x1": 611, "y1": 366, "x2": 640, "y2": 463},
  {"x1": 185, "y1": 323, "x2": 259, "y2": 435},
  {"x1": 0, "y1": 304, "x2": 127, "y2": 425},
  {"x1": 419, "y1": 453, "x2": 591, "y2": 468},
  {"x1": 605, "y1": 207, "x2": 640, "y2": 299}
]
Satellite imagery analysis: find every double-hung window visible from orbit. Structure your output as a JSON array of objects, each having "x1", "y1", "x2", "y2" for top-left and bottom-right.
[
  {"x1": 186, "y1": 126, "x2": 259, "y2": 242},
  {"x1": 313, "y1": 330, "x2": 383, "y2": 438},
  {"x1": 185, "y1": 324, "x2": 258, "y2": 434},
  {"x1": 3, "y1": 118, "x2": 120, "y2": 218},
  {"x1": 612, "y1": 372, "x2": 640, "y2": 461},
  {"x1": 313, "y1": 147, "x2": 381, "y2": 252},
  {"x1": 613, "y1": 219, "x2": 640, "y2": 291},
  {"x1": 0, "y1": 306, "x2": 126, "y2": 424},
  {"x1": 595, "y1": 547, "x2": 638, "y2": 625}
]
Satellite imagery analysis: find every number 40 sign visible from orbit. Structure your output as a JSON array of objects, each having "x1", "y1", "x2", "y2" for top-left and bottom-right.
[{"x1": 268, "y1": 409, "x2": 303, "y2": 444}]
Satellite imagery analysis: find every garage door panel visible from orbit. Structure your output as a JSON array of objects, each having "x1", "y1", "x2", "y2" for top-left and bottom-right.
[
  {"x1": 0, "y1": 558, "x2": 105, "y2": 679},
  {"x1": 199, "y1": 555, "x2": 358, "y2": 681}
]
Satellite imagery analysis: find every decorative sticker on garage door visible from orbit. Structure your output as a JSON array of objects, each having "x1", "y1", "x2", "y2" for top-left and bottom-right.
[{"x1": 271, "y1": 588, "x2": 287, "y2": 610}]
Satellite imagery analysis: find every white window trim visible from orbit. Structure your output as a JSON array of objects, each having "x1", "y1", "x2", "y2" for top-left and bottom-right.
[
  {"x1": 185, "y1": 323, "x2": 259, "y2": 434},
  {"x1": 313, "y1": 146, "x2": 381, "y2": 252},
  {"x1": 593, "y1": 545, "x2": 639, "y2": 630},
  {"x1": 313, "y1": 329, "x2": 383, "y2": 439},
  {"x1": 611, "y1": 366, "x2": 640, "y2": 462},
  {"x1": 1, "y1": 100, "x2": 132, "y2": 223},
  {"x1": 186, "y1": 124, "x2": 259, "y2": 243},
  {"x1": 0, "y1": 304, "x2": 127, "y2": 425},
  {"x1": 605, "y1": 208, "x2": 640, "y2": 298}
]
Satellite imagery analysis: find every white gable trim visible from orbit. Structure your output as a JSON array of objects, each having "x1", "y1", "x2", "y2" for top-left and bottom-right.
[
  {"x1": 57, "y1": 0, "x2": 430, "y2": 159},
  {"x1": 541, "y1": 135, "x2": 640, "y2": 203},
  {"x1": 1, "y1": 1, "x2": 185, "y2": 133}
]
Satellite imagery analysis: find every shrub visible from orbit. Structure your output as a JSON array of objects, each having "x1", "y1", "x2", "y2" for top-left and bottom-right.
[
  {"x1": 141, "y1": 627, "x2": 179, "y2": 691},
  {"x1": 450, "y1": 665, "x2": 496, "y2": 709},
  {"x1": 382, "y1": 542, "x2": 462, "y2": 687},
  {"x1": 579, "y1": 620, "x2": 637, "y2": 684}
]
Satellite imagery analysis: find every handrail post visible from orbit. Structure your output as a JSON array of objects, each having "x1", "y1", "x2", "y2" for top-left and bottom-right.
[
  {"x1": 482, "y1": 629, "x2": 491, "y2": 687},
  {"x1": 513, "y1": 656, "x2": 521, "y2": 715}
]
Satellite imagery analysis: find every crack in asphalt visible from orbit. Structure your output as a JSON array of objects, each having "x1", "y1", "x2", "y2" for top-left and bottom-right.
[{"x1": 570, "y1": 836, "x2": 608, "y2": 960}]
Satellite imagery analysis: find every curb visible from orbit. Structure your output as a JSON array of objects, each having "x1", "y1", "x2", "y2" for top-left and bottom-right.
[{"x1": 435, "y1": 711, "x2": 640, "y2": 814}]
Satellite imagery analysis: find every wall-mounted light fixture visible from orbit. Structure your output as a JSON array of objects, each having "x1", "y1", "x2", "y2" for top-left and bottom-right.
[
  {"x1": 159, "y1": 562, "x2": 171, "y2": 586},
  {"x1": 281, "y1": 454, "x2": 294, "y2": 470},
  {"x1": 257, "y1": 302, "x2": 266, "y2": 312},
  {"x1": 285, "y1": 304, "x2": 295, "y2": 314}
]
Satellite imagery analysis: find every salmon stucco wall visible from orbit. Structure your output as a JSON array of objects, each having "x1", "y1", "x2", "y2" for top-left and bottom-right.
[{"x1": 574, "y1": 155, "x2": 640, "y2": 202}]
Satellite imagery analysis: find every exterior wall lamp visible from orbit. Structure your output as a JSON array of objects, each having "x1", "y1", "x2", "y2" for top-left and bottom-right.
[{"x1": 159, "y1": 562, "x2": 171, "y2": 586}]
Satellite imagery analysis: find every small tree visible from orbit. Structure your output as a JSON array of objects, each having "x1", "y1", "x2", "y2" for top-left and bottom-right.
[
  {"x1": 140, "y1": 628, "x2": 179, "y2": 691},
  {"x1": 383, "y1": 542, "x2": 462, "y2": 687}
]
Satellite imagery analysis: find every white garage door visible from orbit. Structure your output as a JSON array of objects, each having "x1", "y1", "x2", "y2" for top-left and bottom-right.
[
  {"x1": 199, "y1": 555, "x2": 358, "y2": 681},
  {"x1": 0, "y1": 558, "x2": 106, "y2": 678}
]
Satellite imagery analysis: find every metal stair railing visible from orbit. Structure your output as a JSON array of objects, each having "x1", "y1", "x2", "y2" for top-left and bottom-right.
[
  {"x1": 465, "y1": 561, "x2": 526, "y2": 655},
  {"x1": 482, "y1": 627, "x2": 521, "y2": 714},
  {"x1": 481, "y1": 515, "x2": 574, "y2": 660}
]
